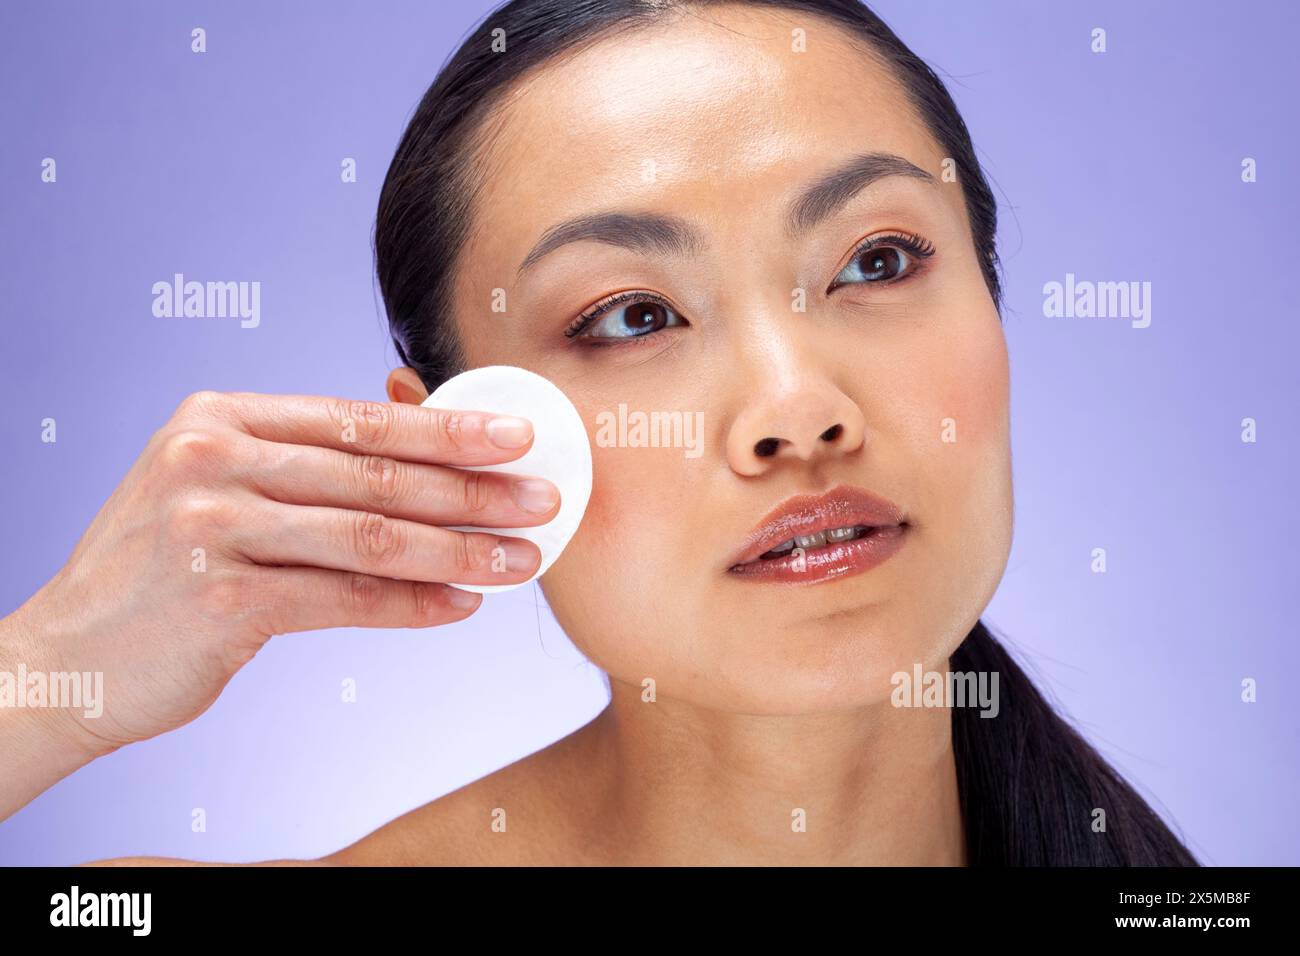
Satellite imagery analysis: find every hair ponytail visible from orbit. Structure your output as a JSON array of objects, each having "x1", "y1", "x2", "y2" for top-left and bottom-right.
[{"x1": 952, "y1": 621, "x2": 1198, "y2": 865}]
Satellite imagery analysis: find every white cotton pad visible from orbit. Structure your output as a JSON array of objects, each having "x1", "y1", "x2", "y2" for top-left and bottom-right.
[{"x1": 422, "y1": 365, "x2": 592, "y2": 593}]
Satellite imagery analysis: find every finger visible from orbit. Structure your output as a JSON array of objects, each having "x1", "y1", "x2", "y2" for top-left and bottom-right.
[
  {"x1": 192, "y1": 391, "x2": 537, "y2": 467},
  {"x1": 248, "y1": 566, "x2": 482, "y2": 635},
  {"x1": 239, "y1": 500, "x2": 542, "y2": 586},
  {"x1": 248, "y1": 440, "x2": 561, "y2": 528}
]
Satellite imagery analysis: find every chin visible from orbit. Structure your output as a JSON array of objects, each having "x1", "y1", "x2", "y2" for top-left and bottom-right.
[{"x1": 652, "y1": 610, "x2": 922, "y2": 715}]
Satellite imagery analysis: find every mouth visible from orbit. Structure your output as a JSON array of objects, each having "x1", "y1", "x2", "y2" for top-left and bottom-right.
[{"x1": 726, "y1": 485, "x2": 909, "y2": 584}]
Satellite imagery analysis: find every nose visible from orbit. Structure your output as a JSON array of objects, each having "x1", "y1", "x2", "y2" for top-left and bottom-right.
[{"x1": 725, "y1": 374, "x2": 867, "y2": 477}]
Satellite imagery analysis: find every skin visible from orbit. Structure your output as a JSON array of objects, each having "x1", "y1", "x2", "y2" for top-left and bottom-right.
[{"x1": 2, "y1": 4, "x2": 1012, "y2": 865}]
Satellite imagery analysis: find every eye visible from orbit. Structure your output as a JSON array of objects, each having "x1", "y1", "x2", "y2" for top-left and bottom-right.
[
  {"x1": 565, "y1": 291, "x2": 687, "y2": 342},
  {"x1": 828, "y1": 232, "x2": 935, "y2": 293}
]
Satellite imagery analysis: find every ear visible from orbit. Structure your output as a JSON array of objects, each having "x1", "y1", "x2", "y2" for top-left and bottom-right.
[{"x1": 386, "y1": 366, "x2": 429, "y2": 405}]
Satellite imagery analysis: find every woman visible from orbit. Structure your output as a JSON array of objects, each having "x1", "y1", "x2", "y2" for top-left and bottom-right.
[{"x1": 0, "y1": 0, "x2": 1196, "y2": 865}]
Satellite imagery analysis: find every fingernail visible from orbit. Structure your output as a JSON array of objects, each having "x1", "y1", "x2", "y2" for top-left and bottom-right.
[
  {"x1": 486, "y1": 415, "x2": 532, "y2": 448},
  {"x1": 512, "y1": 478, "x2": 559, "y2": 514},
  {"x1": 446, "y1": 587, "x2": 479, "y2": 610},
  {"x1": 498, "y1": 538, "x2": 540, "y2": 573}
]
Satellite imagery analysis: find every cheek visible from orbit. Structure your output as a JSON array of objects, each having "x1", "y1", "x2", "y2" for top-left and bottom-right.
[
  {"x1": 920, "y1": 309, "x2": 1013, "y2": 619},
  {"x1": 877, "y1": 306, "x2": 1011, "y2": 638},
  {"x1": 923, "y1": 308, "x2": 1009, "y2": 451},
  {"x1": 878, "y1": 303, "x2": 1008, "y2": 470},
  {"x1": 539, "y1": 440, "x2": 699, "y2": 666}
]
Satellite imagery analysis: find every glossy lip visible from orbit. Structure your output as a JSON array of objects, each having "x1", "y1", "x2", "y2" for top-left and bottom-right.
[{"x1": 726, "y1": 485, "x2": 910, "y2": 585}]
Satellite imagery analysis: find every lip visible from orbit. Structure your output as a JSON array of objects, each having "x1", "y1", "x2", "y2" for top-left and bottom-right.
[{"x1": 726, "y1": 485, "x2": 909, "y2": 585}]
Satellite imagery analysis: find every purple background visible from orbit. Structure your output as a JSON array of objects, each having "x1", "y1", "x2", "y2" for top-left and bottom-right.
[{"x1": 1, "y1": 0, "x2": 1296, "y2": 865}]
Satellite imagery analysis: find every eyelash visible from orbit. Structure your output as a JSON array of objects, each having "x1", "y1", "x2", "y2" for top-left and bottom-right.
[
  {"x1": 828, "y1": 231, "x2": 936, "y2": 293},
  {"x1": 563, "y1": 289, "x2": 680, "y2": 343},
  {"x1": 563, "y1": 231, "x2": 937, "y2": 343}
]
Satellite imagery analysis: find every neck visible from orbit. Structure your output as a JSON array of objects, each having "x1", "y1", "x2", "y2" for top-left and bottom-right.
[{"x1": 570, "y1": 679, "x2": 967, "y2": 865}]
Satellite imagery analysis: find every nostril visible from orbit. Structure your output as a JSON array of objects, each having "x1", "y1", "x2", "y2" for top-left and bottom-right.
[
  {"x1": 754, "y1": 437, "x2": 780, "y2": 457},
  {"x1": 820, "y1": 424, "x2": 843, "y2": 442}
]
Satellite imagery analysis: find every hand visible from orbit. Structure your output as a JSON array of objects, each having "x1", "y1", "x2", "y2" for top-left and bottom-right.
[{"x1": 4, "y1": 391, "x2": 558, "y2": 762}]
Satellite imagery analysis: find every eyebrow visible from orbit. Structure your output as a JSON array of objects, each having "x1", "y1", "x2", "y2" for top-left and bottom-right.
[
  {"x1": 785, "y1": 152, "x2": 936, "y2": 235},
  {"x1": 515, "y1": 151, "x2": 936, "y2": 276}
]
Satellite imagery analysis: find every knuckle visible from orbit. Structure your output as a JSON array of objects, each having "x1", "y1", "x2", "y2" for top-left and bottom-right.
[
  {"x1": 359, "y1": 454, "x2": 401, "y2": 506},
  {"x1": 458, "y1": 469, "x2": 492, "y2": 516},
  {"x1": 334, "y1": 399, "x2": 392, "y2": 448},
  {"x1": 343, "y1": 573, "x2": 384, "y2": 618},
  {"x1": 177, "y1": 390, "x2": 225, "y2": 420},
  {"x1": 452, "y1": 533, "x2": 492, "y2": 576},
  {"x1": 411, "y1": 581, "x2": 440, "y2": 622},
  {"x1": 170, "y1": 494, "x2": 233, "y2": 538},
  {"x1": 352, "y1": 511, "x2": 405, "y2": 568},
  {"x1": 435, "y1": 409, "x2": 468, "y2": 453},
  {"x1": 158, "y1": 428, "x2": 224, "y2": 473}
]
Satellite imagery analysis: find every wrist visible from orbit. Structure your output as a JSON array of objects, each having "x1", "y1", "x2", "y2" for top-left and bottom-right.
[{"x1": 0, "y1": 605, "x2": 113, "y2": 767}]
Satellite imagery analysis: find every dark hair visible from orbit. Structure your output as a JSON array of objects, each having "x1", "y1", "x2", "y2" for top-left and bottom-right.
[
  {"x1": 953, "y1": 621, "x2": 1196, "y2": 864},
  {"x1": 375, "y1": 0, "x2": 1197, "y2": 866}
]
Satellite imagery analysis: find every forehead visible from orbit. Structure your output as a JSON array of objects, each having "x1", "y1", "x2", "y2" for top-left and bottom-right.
[{"x1": 460, "y1": 4, "x2": 945, "y2": 285}]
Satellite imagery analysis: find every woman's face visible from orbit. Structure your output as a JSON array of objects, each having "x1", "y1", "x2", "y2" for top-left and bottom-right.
[{"x1": 443, "y1": 5, "x2": 1012, "y2": 714}]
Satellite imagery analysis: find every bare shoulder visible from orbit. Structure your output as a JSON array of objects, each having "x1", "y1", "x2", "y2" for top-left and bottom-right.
[
  {"x1": 82, "y1": 717, "x2": 606, "y2": 868},
  {"x1": 322, "y1": 724, "x2": 605, "y2": 866}
]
